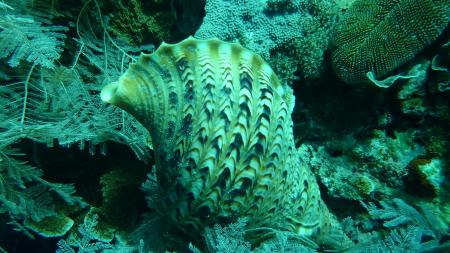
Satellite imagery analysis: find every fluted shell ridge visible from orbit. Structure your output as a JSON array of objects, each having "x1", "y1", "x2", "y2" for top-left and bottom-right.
[{"x1": 101, "y1": 37, "x2": 329, "y2": 240}]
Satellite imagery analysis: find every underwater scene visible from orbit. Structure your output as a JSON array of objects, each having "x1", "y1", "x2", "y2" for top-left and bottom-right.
[{"x1": 0, "y1": 0, "x2": 449, "y2": 252}]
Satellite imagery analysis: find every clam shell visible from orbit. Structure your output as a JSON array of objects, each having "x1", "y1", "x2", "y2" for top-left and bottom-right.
[{"x1": 101, "y1": 37, "x2": 326, "y2": 238}]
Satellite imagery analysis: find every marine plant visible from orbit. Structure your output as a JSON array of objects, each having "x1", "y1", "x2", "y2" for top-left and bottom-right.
[{"x1": 0, "y1": 0, "x2": 152, "y2": 243}]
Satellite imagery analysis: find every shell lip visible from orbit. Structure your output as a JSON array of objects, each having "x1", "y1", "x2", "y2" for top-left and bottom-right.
[{"x1": 101, "y1": 81, "x2": 119, "y2": 104}]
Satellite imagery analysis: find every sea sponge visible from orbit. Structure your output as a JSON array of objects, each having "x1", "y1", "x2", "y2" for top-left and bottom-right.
[{"x1": 331, "y1": 0, "x2": 449, "y2": 84}]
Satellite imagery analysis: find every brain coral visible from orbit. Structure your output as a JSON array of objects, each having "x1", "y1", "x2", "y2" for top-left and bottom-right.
[{"x1": 331, "y1": 0, "x2": 449, "y2": 84}]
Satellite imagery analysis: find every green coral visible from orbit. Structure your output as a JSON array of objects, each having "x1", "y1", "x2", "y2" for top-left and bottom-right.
[
  {"x1": 352, "y1": 130, "x2": 424, "y2": 187},
  {"x1": 431, "y1": 39, "x2": 450, "y2": 93},
  {"x1": 301, "y1": 130, "x2": 424, "y2": 201},
  {"x1": 195, "y1": 0, "x2": 339, "y2": 83},
  {"x1": 98, "y1": 165, "x2": 147, "y2": 232},
  {"x1": 24, "y1": 214, "x2": 74, "y2": 238},
  {"x1": 103, "y1": 0, "x2": 175, "y2": 45},
  {"x1": 333, "y1": 0, "x2": 357, "y2": 10},
  {"x1": 300, "y1": 144, "x2": 379, "y2": 201},
  {"x1": 331, "y1": 0, "x2": 449, "y2": 84},
  {"x1": 266, "y1": 0, "x2": 299, "y2": 11},
  {"x1": 405, "y1": 158, "x2": 444, "y2": 198}
]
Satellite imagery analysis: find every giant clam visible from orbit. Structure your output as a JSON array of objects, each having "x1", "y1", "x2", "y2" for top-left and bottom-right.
[{"x1": 101, "y1": 37, "x2": 343, "y2": 246}]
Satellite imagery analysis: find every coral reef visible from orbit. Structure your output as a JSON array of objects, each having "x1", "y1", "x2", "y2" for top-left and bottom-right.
[
  {"x1": 101, "y1": 0, "x2": 205, "y2": 45},
  {"x1": 195, "y1": 0, "x2": 339, "y2": 83},
  {"x1": 331, "y1": 0, "x2": 449, "y2": 84},
  {"x1": 300, "y1": 130, "x2": 423, "y2": 201},
  {"x1": 103, "y1": 0, "x2": 175, "y2": 45},
  {"x1": 333, "y1": 0, "x2": 357, "y2": 10},
  {"x1": 1, "y1": 0, "x2": 449, "y2": 252},
  {"x1": 352, "y1": 130, "x2": 424, "y2": 187},
  {"x1": 404, "y1": 158, "x2": 444, "y2": 198},
  {"x1": 300, "y1": 144, "x2": 379, "y2": 200}
]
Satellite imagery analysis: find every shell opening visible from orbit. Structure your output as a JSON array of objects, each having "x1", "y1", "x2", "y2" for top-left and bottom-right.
[{"x1": 101, "y1": 81, "x2": 119, "y2": 104}]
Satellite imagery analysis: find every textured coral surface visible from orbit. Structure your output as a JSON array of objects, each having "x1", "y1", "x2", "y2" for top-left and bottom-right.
[{"x1": 331, "y1": 0, "x2": 449, "y2": 84}]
